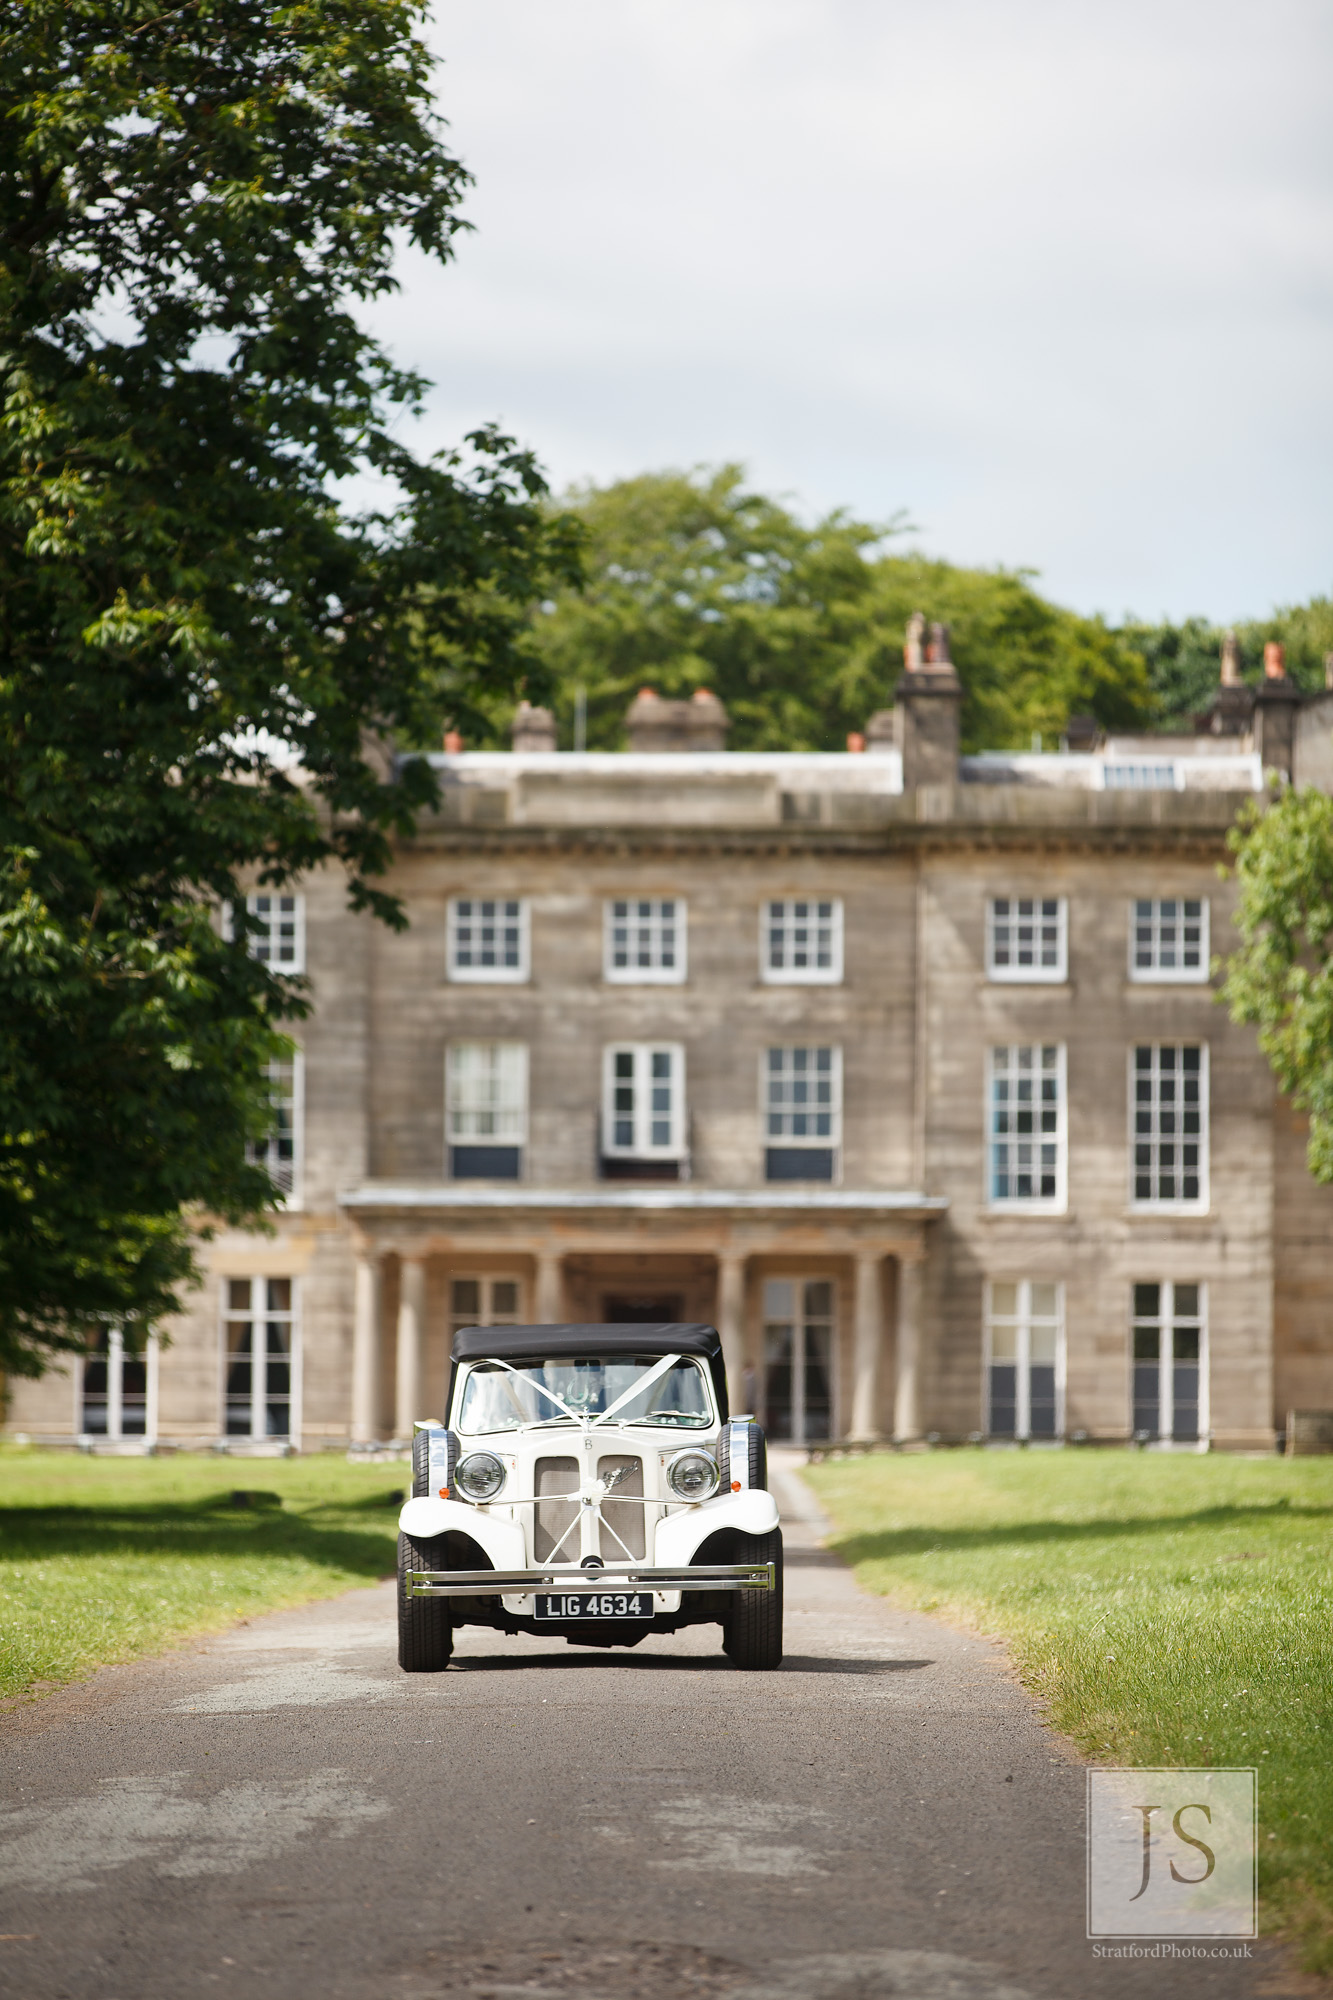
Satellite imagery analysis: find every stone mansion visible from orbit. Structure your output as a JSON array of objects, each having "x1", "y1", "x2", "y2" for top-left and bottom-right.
[{"x1": 9, "y1": 631, "x2": 1333, "y2": 1455}]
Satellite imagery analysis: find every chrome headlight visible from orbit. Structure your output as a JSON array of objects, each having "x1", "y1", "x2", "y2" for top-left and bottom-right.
[
  {"x1": 455, "y1": 1451, "x2": 505, "y2": 1502},
  {"x1": 666, "y1": 1448, "x2": 720, "y2": 1502}
]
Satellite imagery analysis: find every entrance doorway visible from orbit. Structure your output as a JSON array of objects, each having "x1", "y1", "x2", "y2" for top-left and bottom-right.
[
  {"x1": 762, "y1": 1278, "x2": 835, "y2": 1443},
  {"x1": 601, "y1": 1295, "x2": 684, "y2": 1325}
]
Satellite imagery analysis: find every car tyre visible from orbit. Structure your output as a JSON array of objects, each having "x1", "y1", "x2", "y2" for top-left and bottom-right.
[
  {"x1": 722, "y1": 1528, "x2": 783, "y2": 1670},
  {"x1": 397, "y1": 1530, "x2": 454, "y2": 1672}
]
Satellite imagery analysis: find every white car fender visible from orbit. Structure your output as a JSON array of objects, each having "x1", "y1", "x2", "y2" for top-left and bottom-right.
[
  {"x1": 397, "y1": 1496, "x2": 526, "y2": 1570},
  {"x1": 654, "y1": 1487, "x2": 780, "y2": 1565}
]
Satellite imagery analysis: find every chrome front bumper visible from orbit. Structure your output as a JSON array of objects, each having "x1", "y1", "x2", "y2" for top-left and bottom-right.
[{"x1": 407, "y1": 1561, "x2": 775, "y2": 1600}]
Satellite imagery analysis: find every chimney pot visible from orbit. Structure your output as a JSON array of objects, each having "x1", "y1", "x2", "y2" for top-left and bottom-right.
[
  {"x1": 1264, "y1": 641, "x2": 1287, "y2": 680},
  {"x1": 846, "y1": 732, "x2": 865, "y2": 754},
  {"x1": 1220, "y1": 630, "x2": 1242, "y2": 686},
  {"x1": 904, "y1": 611, "x2": 925, "y2": 672},
  {"x1": 443, "y1": 730, "x2": 464, "y2": 755}
]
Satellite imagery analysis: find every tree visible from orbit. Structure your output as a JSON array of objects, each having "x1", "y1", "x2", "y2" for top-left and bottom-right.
[
  {"x1": 1222, "y1": 788, "x2": 1333, "y2": 1182},
  {"x1": 1125, "y1": 599, "x2": 1333, "y2": 727},
  {"x1": 0, "y1": 1, "x2": 579, "y2": 1374},
  {"x1": 513, "y1": 466, "x2": 1151, "y2": 754}
]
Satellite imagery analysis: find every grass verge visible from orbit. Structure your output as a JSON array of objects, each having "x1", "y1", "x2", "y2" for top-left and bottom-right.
[
  {"x1": 0, "y1": 1447, "x2": 401, "y2": 1702},
  {"x1": 804, "y1": 1449, "x2": 1333, "y2": 1975}
]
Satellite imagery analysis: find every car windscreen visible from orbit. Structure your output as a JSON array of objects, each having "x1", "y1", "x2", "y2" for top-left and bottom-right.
[{"x1": 457, "y1": 1355, "x2": 713, "y2": 1434}]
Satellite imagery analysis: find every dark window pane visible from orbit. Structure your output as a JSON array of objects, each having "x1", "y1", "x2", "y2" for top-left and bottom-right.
[
  {"x1": 1172, "y1": 1367, "x2": 1199, "y2": 1441},
  {"x1": 1132, "y1": 1365, "x2": 1160, "y2": 1437},
  {"x1": 765, "y1": 1148, "x2": 835, "y2": 1182},
  {"x1": 1028, "y1": 1365, "x2": 1057, "y2": 1437},
  {"x1": 450, "y1": 1145, "x2": 521, "y2": 1180},
  {"x1": 989, "y1": 1364, "x2": 1018, "y2": 1437}
]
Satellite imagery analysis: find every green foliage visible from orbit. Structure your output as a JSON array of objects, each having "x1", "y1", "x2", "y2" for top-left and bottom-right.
[
  {"x1": 0, "y1": 1, "x2": 579, "y2": 1372},
  {"x1": 806, "y1": 1451, "x2": 1333, "y2": 1974},
  {"x1": 515, "y1": 466, "x2": 1152, "y2": 754},
  {"x1": 1127, "y1": 601, "x2": 1333, "y2": 725},
  {"x1": 1221, "y1": 788, "x2": 1333, "y2": 1181}
]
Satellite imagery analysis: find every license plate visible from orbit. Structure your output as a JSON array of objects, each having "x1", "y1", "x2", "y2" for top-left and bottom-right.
[{"x1": 534, "y1": 1590, "x2": 653, "y2": 1621}]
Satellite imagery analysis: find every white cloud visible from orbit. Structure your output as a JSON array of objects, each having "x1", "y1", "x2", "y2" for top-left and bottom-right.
[{"x1": 360, "y1": 0, "x2": 1333, "y2": 621}]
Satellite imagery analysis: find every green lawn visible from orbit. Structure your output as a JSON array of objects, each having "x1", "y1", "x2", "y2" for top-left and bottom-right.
[
  {"x1": 804, "y1": 1449, "x2": 1333, "y2": 1973},
  {"x1": 0, "y1": 1447, "x2": 401, "y2": 1702}
]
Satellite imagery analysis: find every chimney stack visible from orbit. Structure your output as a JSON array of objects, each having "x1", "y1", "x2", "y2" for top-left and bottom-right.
[
  {"x1": 891, "y1": 611, "x2": 961, "y2": 789},
  {"x1": 624, "y1": 686, "x2": 729, "y2": 753},
  {"x1": 1254, "y1": 639, "x2": 1300, "y2": 779},
  {"x1": 510, "y1": 701, "x2": 557, "y2": 752}
]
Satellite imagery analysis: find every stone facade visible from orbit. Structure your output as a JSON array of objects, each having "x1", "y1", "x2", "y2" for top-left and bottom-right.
[{"x1": 10, "y1": 656, "x2": 1333, "y2": 1456}]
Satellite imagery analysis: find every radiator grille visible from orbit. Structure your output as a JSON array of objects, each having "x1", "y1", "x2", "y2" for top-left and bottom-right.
[
  {"x1": 533, "y1": 1456, "x2": 579, "y2": 1561},
  {"x1": 597, "y1": 1453, "x2": 645, "y2": 1559}
]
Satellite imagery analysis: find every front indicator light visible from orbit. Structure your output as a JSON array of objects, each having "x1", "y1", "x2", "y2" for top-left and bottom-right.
[
  {"x1": 666, "y1": 1449, "x2": 720, "y2": 1501},
  {"x1": 455, "y1": 1451, "x2": 505, "y2": 1501}
]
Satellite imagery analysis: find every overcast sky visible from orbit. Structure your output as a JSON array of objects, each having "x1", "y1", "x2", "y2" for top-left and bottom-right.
[{"x1": 364, "y1": 1, "x2": 1333, "y2": 625}]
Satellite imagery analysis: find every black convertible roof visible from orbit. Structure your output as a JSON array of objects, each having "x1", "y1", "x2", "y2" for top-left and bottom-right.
[{"x1": 449, "y1": 1323, "x2": 727, "y2": 1419}]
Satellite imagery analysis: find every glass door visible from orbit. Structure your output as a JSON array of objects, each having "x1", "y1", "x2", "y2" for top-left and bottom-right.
[
  {"x1": 223, "y1": 1278, "x2": 295, "y2": 1439},
  {"x1": 762, "y1": 1278, "x2": 836, "y2": 1443},
  {"x1": 1132, "y1": 1283, "x2": 1204, "y2": 1442},
  {"x1": 81, "y1": 1328, "x2": 150, "y2": 1440}
]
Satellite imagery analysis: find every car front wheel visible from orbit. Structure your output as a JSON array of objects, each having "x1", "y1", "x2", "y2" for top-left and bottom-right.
[
  {"x1": 397, "y1": 1531, "x2": 454, "y2": 1672},
  {"x1": 722, "y1": 1528, "x2": 783, "y2": 1670}
]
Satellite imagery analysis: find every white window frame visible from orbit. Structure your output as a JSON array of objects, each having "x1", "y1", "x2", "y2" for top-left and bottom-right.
[
  {"x1": 983, "y1": 1281, "x2": 1065, "y2": 1440},
  {"x1": 602, "y1": 1043, "x2": 686, "y2": 1160},
  {"x1": 246, "y1": 1052, "x2": 303, "y2": 1206},
  {"x1": 447, "y1": 898, "x2": 530, "y2": 984},
  {"x1": 220, "y1": 1277, "x2": 300, "y2": 1444},
  {"x1": 1130, "y1": 1281, "x2": 1209, "y2": 1445},
  {"x1": 603, "y1": 898, "x2": 688, "y2": 985},
  {"x1": 448, "y1": 1274, "x2": 526, "y2": 1342},
  {"x1": 760, "y1": 899, "x2": 844, "y2": 985},
  {"x1": 761, "y1": 1047, "x2": 843, "y2": 1146},
  {"x1": 1129, "y1": 1043, "x2": 1209, "y2": 1213},
  {"x1": 987, "y1": 1044, "x2": 1067, "y2": 1212},
  {"x1": 227, "y1": 892, "x2": 306, "y2": 973},
  {"x1": 1128, "y1": 898, "x2": 1210, "y2": 984},
  {"x1": 445, "y1": 1043, "x2": 529, "y2": 1146},
  {"x1": 986, "y1": 897, "x2": 1067, "y2": 983},
  {"x1": 77, "y1": 1327, "x2": 158, "y2": 1445}
]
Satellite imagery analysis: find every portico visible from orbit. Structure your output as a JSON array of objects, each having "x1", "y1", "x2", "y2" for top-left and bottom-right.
[{"x1": 340, "y1": 1185, "x2": 946, "y2": 1448}]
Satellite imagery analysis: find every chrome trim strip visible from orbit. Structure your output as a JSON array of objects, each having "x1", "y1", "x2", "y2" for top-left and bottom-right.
[{"x1": 407, "y1": 1561, "x2": 775, "y2": 1599}]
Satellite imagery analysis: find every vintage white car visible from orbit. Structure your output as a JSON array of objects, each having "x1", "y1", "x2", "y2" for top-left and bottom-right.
[{"x1": 397, "y1": 1321, "x2": 782, "y2": 1671}]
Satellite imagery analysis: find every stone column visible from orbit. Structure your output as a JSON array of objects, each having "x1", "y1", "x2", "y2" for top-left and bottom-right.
[
  {"x1": 894, "y1": 1255, "x2": 924, "y2": 1443},
  {"x1": 394, "y1": 1255, "x2": 427, "y2": 1442},
  {"x1": 535, "y1": 1248, "x2": 563, "y2": 1324},
  {"x1": 716, "y1": 1250, "x2": 746, "y2": 1414},
  {"x1": 849, "y1": 1250, "x2": 884, "y2": 1442},
  {"x1": 350, "y1": 1252, "x2": 382, "y2": 1444},
  {"x1": 107, "y1": 1327, "x2": 124, "y2": 1440}
]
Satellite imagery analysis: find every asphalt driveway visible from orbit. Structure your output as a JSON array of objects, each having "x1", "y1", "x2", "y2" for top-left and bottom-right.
[{"x1": 0, "y1": 1460, "x2": 1304, "y2": 1999}]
